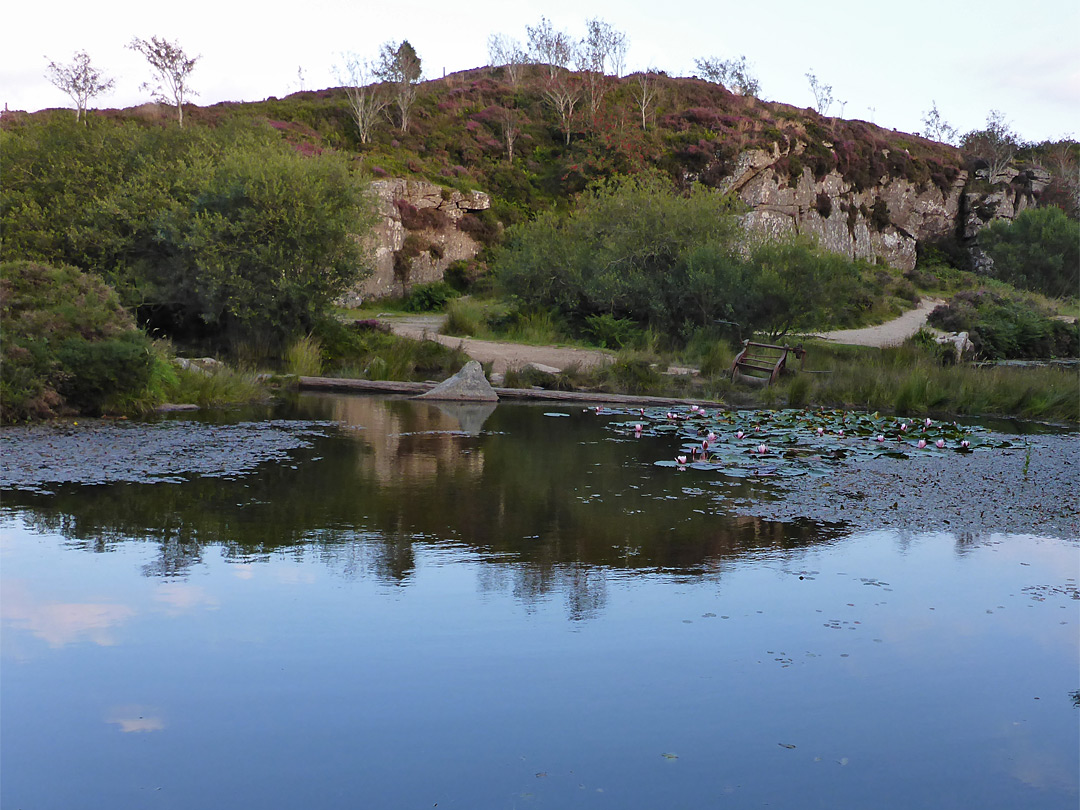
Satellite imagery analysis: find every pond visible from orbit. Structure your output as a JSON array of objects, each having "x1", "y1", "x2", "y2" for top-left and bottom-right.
[{"x1": 2, "y1": 394, "x2": 1077, "y2": 809}]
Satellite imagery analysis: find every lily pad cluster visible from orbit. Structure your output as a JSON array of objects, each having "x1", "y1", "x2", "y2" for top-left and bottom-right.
[{"x1": 593, "y1": 406, "x2": 1011, "y2": 478}]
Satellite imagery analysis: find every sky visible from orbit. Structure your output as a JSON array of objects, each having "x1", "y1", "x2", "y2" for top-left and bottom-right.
[{"x1": 3, "y1": 0, "x2": 1078, "y2": 144}]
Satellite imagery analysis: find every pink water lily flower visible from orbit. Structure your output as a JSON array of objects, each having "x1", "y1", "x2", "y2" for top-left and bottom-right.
[
  {"x1": 707, "y1": 432, "x2": 717, "y2": 441},
  {"x1": 736, "y1": 430, "x2": 745, "y2": 439},
  {"x1": 816, "y1": 427, "x2": 825, "y2": 436},
  {"x1": 594, "y1": 406, "x2": 603, "y2": 414},
  {"x1": 838, "y1": 430, "x2": 845, "y2": 438},
  {"x1": 876, "y1": 435, "x2": 885, "y2": 442},
  {"x1": 676, "y1": 455, "x2": 687, "y2": 465},
  {"x1": 757, "y1": 444, "x2": 768, "y2": 454},
  {"x1": 639, "y1": 408, "x2": 646, "y2": 416},
  {"x1": 900, "y1": 423, "x2": 908, "y2": 432},
  {"x1": 935, "y1": 439, "x2": 945, "y2": 448},
  {"x1": 634, "y1": 423, "x2": 643, "y2": 433},
  {"x1": 917, "y1": 439, "x2": 927, "y2": 449},
  {"x1": 961, "y1": 440, "x2": 970, "y2": 449},
  {"x1": 925, "y1": 418, "x2": 933, "y2": 428}
]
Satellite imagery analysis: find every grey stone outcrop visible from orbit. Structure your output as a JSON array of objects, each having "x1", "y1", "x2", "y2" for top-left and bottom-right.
[{"x1": 414, "y1": 361, "x2": 498, "y2": 402}]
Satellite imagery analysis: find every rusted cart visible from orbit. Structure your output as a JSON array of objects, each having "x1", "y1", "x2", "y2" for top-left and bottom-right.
[{"x1": 730, "y1": 340, "x2": 807, "y2": 386}]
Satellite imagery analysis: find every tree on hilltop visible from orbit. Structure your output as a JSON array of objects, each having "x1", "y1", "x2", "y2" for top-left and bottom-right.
[
  {"x1": 578, "y1": 18, "x2": 628, "y2": 120},
  {"x1": 336, "y1": 54, "x2": 388, "y2": 144},
  {"x1": 45, "y1": 51, "x2": 115, "y2": 124},
  {"x1": 487, "y1": 34, "x2": 529, "y2": 86},
  {"x1": 920, "y1": 101, "x2": 958, "y2": 145},
  {"x1": 805, "y1": 70, "x2": 833, "y2": 115},
  {"x1": 128, "y1": 36, "x2": 199, "y2": 127},
  {"x1": 962, "y1": 110, "x2": 1018, "y2": 184},
  {"x1": 694, "y1": 55, "x2": 760, "y2": 97},
  {"x1": 376, "y1": 40, "x2": 421, "y2": 133},
  {"x1": 527, "y1": 17, "x2": 574, "y2": 78}
]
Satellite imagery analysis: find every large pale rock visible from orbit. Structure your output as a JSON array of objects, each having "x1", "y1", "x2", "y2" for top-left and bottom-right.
[
  {"x1": 414, "y1": 361, "x2": 498, "y2": 402},
  {"x1": 340, "y1": 179, "x2": 492, "y2": 305}
]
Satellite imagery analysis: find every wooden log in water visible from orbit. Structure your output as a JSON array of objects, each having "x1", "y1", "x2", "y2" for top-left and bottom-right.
[{"x1": 297, "y1": 376, "x2": 723, "y2": 408}]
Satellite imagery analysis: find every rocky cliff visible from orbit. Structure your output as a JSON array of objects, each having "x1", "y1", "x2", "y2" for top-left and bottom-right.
[
  {"x1": 713, "y1": 144, "x2": 1045, "y2": 271},
  {"x1": 340, "y1": 179, "x2": 492, "y2": 304}
]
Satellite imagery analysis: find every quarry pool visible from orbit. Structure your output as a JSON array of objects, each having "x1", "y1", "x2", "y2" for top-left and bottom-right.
[{"x1": 1, "y1": 395, "x2": 1077, "y2": 809}]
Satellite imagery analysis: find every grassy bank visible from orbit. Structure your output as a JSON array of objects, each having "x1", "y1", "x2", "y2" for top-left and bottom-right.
[{"x1": 497, "y1": 340, "x2": 1078, "y2": 424}]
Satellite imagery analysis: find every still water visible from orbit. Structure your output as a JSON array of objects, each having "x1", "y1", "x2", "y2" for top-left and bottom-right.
[{"x1": 2, "y1": 395, "x2": 1077, "y2": 809}]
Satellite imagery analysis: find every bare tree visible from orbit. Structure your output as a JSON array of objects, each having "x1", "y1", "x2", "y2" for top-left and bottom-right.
[
  {"x1": 487, "y1": 34, "x2": 529, "y2": 86},
  {"x1": 632, "y1": 69, "x2": 659, "y2": 131},
  {"x1": 578, "y1": 18, "x2": 628, "y2": 119},
  {"x1": 805, "y1": 70, "x2": 833, "y2": 116},
  {"x1": 527, "y1": 17, "x2": 573, "y2": 78},
  {"x1": 921, "y1": 101, "x2": 958, "y2": 145},
  {"x1": 694, "y1": 55, "x2": 760, "y2": 97},
  {"x1": 128, "y1": 36, "x2": 199, "y2": 126},
  {"x1": 376, "y1": 40, "x2": 422, "y2": 133},
  {"x1": 961, "y1": 110, "x2": 1018, "y2": 183},
  {"x1": 498, "y1": 106, "x2": 520, "y2": 163},
  {"x1": 543, "y1": 70, "x2": 581, "y2": 145},
  {"x1": 336, "y1": 54, "x2": 388, "y2": 144},
  {"x1": 45, "y1": 51, "x2": 114, "y2": 124}
]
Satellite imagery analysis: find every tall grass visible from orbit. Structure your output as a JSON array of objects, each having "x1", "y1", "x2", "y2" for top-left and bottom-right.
[
  {"x1": 165, "y1": 365, "x2": 269, "y2": 408},
  {"x1": 763, "y1": 341, "x2": 1079, "y2": 422},
  {"x1": 284, "y1": 334, "x2": 323, "y2": 376},
  {"x1": 442, "y1": 297, "x2": 486, "y2": 337}
]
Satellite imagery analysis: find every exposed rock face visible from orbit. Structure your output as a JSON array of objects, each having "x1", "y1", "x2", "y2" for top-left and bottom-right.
[
  {"x1": 341, "y1": 179, "x2": 492, "y2": 304},
  {"x1": 414, "y1": 360, "x2": 498, "y2": 402},
  {"x1": 717, "y1": 146, "x2": 1043, "y2": 271},
  {"x1": 718, "y1": 147, "x2": 965, "y2": 270}
]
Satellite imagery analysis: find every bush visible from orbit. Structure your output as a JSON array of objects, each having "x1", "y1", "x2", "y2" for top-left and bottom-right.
[
  {"x1": 1, "y1": 118, "x2": 377, "y2": 351},
  {"x1": 0, "y1": 261, "x2": 159, "y2": 421},
  {"x1": 979, "y1": 206, "x2": 1079, "y2": 299},
  {"x1": 495, "y1": 171, "x2": 870, "y2": 341},
  {"x1": 929, "y1": 290, "x2": 1079, "y2": 359},
  {"x1": 403, "y1": 281, "x2": 459, "y2": 312},
  {"x1": 582, "y1": 314, "x2": 642, "y2": 349}
]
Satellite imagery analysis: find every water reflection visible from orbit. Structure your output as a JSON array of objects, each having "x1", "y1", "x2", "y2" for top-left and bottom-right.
[
  {"x1": 2, "y1": 397, "x2": 848, "y2": 606},
  {"x1": 1, "y1": 398, "x2": 1077, "y2": 810},
  {"x1": 0, "y1": 581, "x2": 135, "y2": 648},
  {"x1": 106, "y1": 708, "x2": 165, "y2": 733}
]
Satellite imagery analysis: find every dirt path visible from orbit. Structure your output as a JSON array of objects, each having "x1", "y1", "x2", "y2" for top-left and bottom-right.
[
  {"x1": 378, "y1": 314, "x2": 615, "y2": 374},
  {"x1": 376, "y1": 298, "x2": 944, "y2": 373},
  {"x1": 814, "y1": 298, "x2": 944, "y2": 348}
]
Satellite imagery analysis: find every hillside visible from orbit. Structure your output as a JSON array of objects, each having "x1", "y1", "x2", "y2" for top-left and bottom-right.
[
  {"x1": 89, "y1": 66, "x2": 1067, "y2": 277},
  {"x1": 3, "y1": 65, "x2": 1075, "y2": 306}
]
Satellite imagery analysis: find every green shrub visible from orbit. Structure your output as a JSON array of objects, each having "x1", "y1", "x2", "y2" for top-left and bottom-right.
[
  {"x1": 583, "y1": 313, "x2": 642, "y2": 349},
  {"x1": 979, "y1": 206, "x2": 1079, "y2": 299},
  {"x1": 929, "y1": 290, "x2": 1079, "y2": 359},
  {"x1": 403, "y1": 281, "x2": 459, "y2": 312},
  {"x1": 54, "y1": 332, "x2": 155, "y2": 414},
  {"x1": 0, "y1": 260, "x2": 161, "y2": 421},
  {"x1": 1, "y1": 118, "x2": 376, "y2": 350}
]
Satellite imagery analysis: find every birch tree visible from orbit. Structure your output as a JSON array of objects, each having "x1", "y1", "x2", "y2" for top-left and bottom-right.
[
  {"x1": 632, "y1": 69, "x2": 659, "y2": 131},
  {"x1": 487, "y1": 34, "x2": 529, "y2": 86},
  {"x1": 336, "y1": 54, "x2": 387, "y2": 144},
  {"x1": 805, "y1": 70, "x2": 833, "y2": 116},
  {"x1": 128, "y1": 36, "x2": 199, "y2": 127},
  {"x1": 45, "y1": 51, "x2": 115, "y2": 124},
  {"x1": 527, "y1": 17, "x2": 573, "y2": 78},
  {"x1": 376, "y1": 41, "x2": 421, "y2": 133}
]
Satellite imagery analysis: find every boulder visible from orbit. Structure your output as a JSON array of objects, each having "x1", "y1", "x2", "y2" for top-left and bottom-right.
[
  {"x1": 414, "y1": 360, "x2": 498, "y2": 402},
  {"x1": 934, "y1": 331, "x2": 974, "y2": 363}
]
